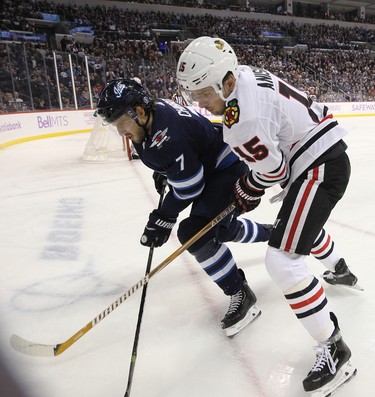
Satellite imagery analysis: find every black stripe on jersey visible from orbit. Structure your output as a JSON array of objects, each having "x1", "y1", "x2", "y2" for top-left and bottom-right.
[
  {"x1": 268, "y1": 159, "x2": 285, "y2": 174},
  {"x1": 289, "y1": 121, "x2": 338, "y2": 169},
  {"x1": 295, "y1": 298, "x2": 328, "y2": 319},
  {"x1": 248, "y1": 174, "x2": 269, "y2": 190},
  {"x1": 248, "y1": 159, "x2": 287, "y2": 189},
  {"x1": 284, "y1": 276, "x2": 319, "y2": 300},
  {"x1": 250, "y1": 158, "x2": 285, "y2": 177}
]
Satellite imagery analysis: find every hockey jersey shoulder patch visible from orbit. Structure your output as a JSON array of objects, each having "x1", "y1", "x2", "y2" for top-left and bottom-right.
[{"x1": 224, "y1": 99, "x2": 240, "y2": 129}]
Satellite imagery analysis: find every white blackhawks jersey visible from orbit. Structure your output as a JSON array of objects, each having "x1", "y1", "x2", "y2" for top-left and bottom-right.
[{"x1": 222, "y1": 65, "x2": 348, "y2": 197}]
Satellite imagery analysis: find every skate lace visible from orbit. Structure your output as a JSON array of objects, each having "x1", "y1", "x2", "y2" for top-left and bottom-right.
[
  {"x1": 226, "y1": 290, "x2": 243, "y2": 315},
  {"x1": 311, "y1": 343, "x2": 337, "y2": 375}
]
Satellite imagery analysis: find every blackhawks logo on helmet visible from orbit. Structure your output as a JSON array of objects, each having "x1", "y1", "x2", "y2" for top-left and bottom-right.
[
  {"x1": 214, "y1": 40, "x2": 224, "y2": 50},
  {"x1": 224, "y1": 99, "x2": 240, "y2": 128}
]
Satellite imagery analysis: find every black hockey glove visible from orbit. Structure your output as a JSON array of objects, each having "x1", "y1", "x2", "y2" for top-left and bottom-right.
[
  {"x1": 140, "y1": 210, "x2": 177, "y2": 247},
  {"x1": 232, "y1": 175, "x2": 265, "y2": 214},
  {"x1": 152, "y1": 171, "x2": 168, "y2": 196}
]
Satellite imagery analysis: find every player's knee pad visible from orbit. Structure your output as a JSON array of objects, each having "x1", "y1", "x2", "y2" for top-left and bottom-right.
[
  {"x1": 177, "y1": 216, "x2": 216, "y2": 254},
  {"x1": 191, "y1": 238, "x2": 220, "y2": 262},
  {"x1": 216, "y1": 215, "x2": 242, "y2": 243},
  {"x1": 265, "y1": 246, "x2": 310, "y2": 291}
]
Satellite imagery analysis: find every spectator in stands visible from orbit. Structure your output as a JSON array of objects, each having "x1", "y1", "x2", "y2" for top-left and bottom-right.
[{"x1": 60, "y1": 35, "x2": 71, "y2": 52}]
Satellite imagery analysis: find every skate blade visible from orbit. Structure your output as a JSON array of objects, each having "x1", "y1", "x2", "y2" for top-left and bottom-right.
[
  {"x1": 309, "y1": 361, "x2": 357, "y2": 397},
  {"x1": 347, "y1": 283, "x2": 364, "y2": 291},
  {"x1": 225, "y1": 305, "x2": 261, "y2": 338},
  {"x1": 320, "y1": 275, "x2": 364, "y2": 291}
]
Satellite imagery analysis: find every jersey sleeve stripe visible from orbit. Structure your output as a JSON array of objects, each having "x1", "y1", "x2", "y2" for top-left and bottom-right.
[
  {"x1": 172, "y1": 184, "x2": 205, "y2": 200},
  {"x1": 248, "y1": 159, "x2": 288, "y2": 189},
  {"x1": 168, "y1": 165, "x2": 204, "y2": 189}
]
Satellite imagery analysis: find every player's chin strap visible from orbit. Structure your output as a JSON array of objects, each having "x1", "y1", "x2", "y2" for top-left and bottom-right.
[
  {"x1": 135, "y1": 109, "x2": 152, "y2": 141},
  {"x1": 125, "y1": 107, "x2": 151, "y2": 141}
]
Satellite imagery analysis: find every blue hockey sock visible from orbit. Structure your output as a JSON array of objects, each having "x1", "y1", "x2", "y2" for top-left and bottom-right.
[{"x1": 233, "y1": 219, "x2": 271, "y2": 243}]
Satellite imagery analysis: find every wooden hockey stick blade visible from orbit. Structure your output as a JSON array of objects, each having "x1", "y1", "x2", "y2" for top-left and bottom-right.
[{"x1": 10, "y1": 204, "x2": 236, "y2": 357}]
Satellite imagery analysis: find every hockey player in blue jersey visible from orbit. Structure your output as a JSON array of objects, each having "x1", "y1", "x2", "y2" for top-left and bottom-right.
[{"x1": 97, "y1": 78, "x2": 271, "y2": 337}]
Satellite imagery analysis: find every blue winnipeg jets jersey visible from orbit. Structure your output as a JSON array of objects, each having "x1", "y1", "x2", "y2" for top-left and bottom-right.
[{"x1": 132, "y1": 99, "x2": 240, "y2": 217}]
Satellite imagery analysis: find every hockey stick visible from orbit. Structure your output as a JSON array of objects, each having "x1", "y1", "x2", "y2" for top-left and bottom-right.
[
  {"x1": 10, "y1": 203, "x2": 236, "y2": 357},
  {"x1": 124, "y1": 186, "x2": 165, "y2": 397}
]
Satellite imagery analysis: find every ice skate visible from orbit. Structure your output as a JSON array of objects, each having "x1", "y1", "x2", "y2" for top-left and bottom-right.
[
  {"x1": 303, "y1": 313, "x2": 357, "y2": 396},
  {"x1": 322, "y1": 258, "x2": 362, "y2": 291},
  {"x1": 221, "y1": 269, "x2": 261, "y2": 337}
]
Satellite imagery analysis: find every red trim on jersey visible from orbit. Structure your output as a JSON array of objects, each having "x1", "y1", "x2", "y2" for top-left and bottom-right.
[
  {"x1": 311, "y1": 235, "x2": 331, "y2": 255},
  {"x1": 289, "y1": 286, "x2": 324, "y2": 310},
  {"x1": 291, "y1": 141, "x2": 299, "y2": 150},
  {"x1": 319, "y1": 114, "x2": 333, "y2": 124},
  {"x1": 284, "y1": 167, "x2": 320, "y2": 252},
  {"x1": 262, "y1": 163, "x2": 287, "y2": 179}
]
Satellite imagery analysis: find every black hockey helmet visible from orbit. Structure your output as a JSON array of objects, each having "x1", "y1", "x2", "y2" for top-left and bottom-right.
[{"x1": 97, "y1": 79, "x2": 153, "y2": 124}]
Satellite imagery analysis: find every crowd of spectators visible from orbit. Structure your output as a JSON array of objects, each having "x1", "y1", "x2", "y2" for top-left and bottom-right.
[
  {"x1": 114, "y1": 0, "x2": 375, "y2": 24},
  {"x1": 0, "y1": 0, "x2": 375, "y2": 113}
]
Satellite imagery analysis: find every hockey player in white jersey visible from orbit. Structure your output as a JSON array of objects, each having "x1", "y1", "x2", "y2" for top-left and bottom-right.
[{"x1": 177, "y1": 36, "x2": 357, "y2": 396}]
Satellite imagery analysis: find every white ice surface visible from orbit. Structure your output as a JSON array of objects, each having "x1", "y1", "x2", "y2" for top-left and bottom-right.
[{"x1": 0, "y1": 117, "x2": 374, "y2": 397}]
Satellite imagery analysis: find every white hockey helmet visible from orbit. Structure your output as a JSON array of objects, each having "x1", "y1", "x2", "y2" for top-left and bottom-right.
[{"x1": 176, "y1": 36, "x2": 238, "y2": 102}]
